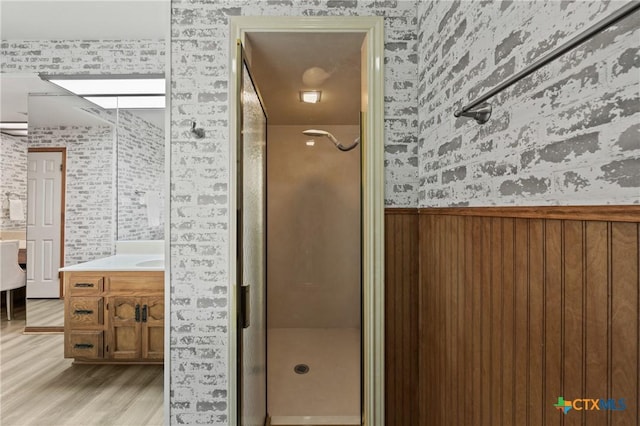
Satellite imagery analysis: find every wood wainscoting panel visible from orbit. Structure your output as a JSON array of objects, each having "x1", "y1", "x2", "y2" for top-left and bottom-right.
[
  {"x1": 384, "y1": 209, "x2": 419, "y2": 426},
  {"x1": 418, "y1": 209, "x2": 640, "y2": 426}
]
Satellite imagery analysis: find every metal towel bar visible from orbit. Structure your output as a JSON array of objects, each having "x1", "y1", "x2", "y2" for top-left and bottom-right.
[{"x1": 454, "y1": 1, "x2": 640, "y2": 124}]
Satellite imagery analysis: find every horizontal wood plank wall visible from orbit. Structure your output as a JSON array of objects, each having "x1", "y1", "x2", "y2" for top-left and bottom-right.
[
  {"x1": 419, "y1": 208, "x2": 640, "y2": 426},
  {"x1": 384, "y1": 208, "x2": 419, "y2": 426}
]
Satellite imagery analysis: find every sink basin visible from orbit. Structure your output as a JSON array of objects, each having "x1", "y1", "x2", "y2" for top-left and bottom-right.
[{"x1": 135, "y1": 259, "x2": 164, "y2": 268}]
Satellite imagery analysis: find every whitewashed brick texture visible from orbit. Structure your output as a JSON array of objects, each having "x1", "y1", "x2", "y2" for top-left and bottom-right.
[
  {"x1": 117, "y1": 110, "x2": 165, "y2": 241},
  {"x1": 1, "y1": 39, "x2": 165, "y2": 258},
  {"x1": 0, "y1": 133, "x2": 27, "y2": 231},
  {"x1": 417, "y1": 1, "x2": 640, "y2": 207}
]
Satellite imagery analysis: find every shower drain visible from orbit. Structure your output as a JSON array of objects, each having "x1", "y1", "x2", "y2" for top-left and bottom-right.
[{"x1": 294, "y1": 364, "x2": 310, "y2": 374}]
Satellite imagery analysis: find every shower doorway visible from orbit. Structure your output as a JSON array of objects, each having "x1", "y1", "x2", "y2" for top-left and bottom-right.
[{"x1": 230, "y1": 17, "x2": 385, "y2": 426}]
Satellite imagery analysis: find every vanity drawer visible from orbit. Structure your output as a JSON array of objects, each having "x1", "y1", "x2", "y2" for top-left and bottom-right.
[
  {"x1": 68, "y1": 274, "x2": 104, "y2": 295},
  {"x1": 65, "y1": 331, "x2": 104, "y2": 359},
  {"x1": 68, "y1": 297, "x2": 103, "y2": 327},
  {"x1": 108, "y1": 272, "x2": 164, "y2": 293}
]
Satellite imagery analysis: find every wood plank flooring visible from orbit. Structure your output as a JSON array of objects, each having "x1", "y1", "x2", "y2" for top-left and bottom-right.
[
  {"x1": 25, "y1": 298, "x2": 65, "y2": 328},
  {"x1": 0, "y1": 307, "x2": 163, "y2": 426}
]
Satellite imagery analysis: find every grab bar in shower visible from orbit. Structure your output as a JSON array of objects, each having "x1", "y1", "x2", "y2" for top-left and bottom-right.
[{"x1": 454, "y1": 1, "x2": 640, "y2": 124}]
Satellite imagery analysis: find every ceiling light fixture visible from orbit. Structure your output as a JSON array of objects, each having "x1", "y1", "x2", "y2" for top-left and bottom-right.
[
  {"x1": 40, "y1": 74, "x2": 165, "y2": 109},
  {"x1": 0, "y1": 122, "x2": 27, "y2": 130},
  {"x1": 300, "y1": 90, "x2": 321, "y2": 104},
  {"x1": 0, "y1": 122, "x2": 28, "y2": 137},
  {"x1": 83, "y1": 95, "x2": 166, "y2": 110}
]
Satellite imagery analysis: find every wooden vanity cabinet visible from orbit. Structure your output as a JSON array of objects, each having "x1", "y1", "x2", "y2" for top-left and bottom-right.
[{"x1": 63, "y1": 271, "x2": 164, "y2": 364}]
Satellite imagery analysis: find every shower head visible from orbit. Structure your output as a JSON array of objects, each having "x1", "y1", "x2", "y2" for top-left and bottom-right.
[
  {"x1": 302, "y1": 129, "x2": 359, "y2": 152},
  {"x1": 302, "y1": 129, "x2": 330, "y2": 138}
]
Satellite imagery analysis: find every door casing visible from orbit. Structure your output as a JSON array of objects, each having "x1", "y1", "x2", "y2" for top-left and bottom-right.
[{"x1": 229, "y1": 16, "x2": 385, "y2": 426}]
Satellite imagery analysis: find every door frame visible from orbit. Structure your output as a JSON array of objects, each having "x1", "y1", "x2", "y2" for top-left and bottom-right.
[
  {"x1": 229, "y1": 16, "x2": 385, "y2": 425},
  {"x1": 26, "y1": 147, "x2": 66, "y2": 301}
]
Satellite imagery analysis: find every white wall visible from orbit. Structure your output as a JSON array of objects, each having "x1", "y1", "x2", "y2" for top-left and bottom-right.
[{"x1": 0, "y1": 133, "x2": 27, "y2": 232}]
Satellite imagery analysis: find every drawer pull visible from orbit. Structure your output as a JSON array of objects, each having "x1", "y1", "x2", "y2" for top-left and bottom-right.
[
  {"x1": 74, "y1": 309, "x2": 94, "y2": 315},
  {"x1": 74, "y1": 343, "x2": 94, "y2": 349},
  {"x1": 74, "y1": 283, "x2": 94, "y2": 288}
]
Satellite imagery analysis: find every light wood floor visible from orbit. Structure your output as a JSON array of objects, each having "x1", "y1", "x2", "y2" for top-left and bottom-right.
[
  {"x1": 26, "y1": 298, "x2": 65, "y2": 328},
  {"x1": 0, "y1": 307, "x2": 163, "y2": 426}
]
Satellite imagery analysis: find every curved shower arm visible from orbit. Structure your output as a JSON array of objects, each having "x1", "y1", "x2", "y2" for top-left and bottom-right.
[
  {"x1": 325, "y1": 133, "x2": 359, "y2": 152},
  {"x1": 303, "y1": 129, "x2": 360, "y2": 152},
  {"x1": 336, "y1": 137, "x2": 360, "y2": 152}
]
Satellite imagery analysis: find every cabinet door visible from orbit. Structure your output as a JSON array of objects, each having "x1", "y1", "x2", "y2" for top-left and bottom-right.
[
  {"x1": 142, "y1": 296, "x2": 164, "y2": 360},
  {"x1": 108, "y1": 296, "x2": 141, "y2": 359}
]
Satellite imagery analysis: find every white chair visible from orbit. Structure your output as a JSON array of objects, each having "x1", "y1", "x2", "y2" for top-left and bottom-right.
[{"x1": 0, "y1": 240, "x2": 26, "y2": 320}]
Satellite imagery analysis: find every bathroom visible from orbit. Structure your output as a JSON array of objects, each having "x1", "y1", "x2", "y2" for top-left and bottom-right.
[{"x1": 1, "y1": 1, "x2": 639, "y2": 426}]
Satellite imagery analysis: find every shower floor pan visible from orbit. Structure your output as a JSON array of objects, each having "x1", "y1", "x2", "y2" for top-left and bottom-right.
[{"x1": 268, "y1": 328, "x2": 360, "y2": 425}]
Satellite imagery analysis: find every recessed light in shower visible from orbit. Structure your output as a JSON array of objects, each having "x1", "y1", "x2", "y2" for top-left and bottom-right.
[
  {"x1": 299, "y1": 90, "x2": 321, "y2": 103},
  {"x1": 305, "y1": 140, "x2": 315, "y2": 146}
]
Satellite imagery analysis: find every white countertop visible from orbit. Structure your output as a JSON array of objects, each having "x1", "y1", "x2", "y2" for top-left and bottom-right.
[{"x1": 59, "y1": 254, "x2": 164, "y2": 272}]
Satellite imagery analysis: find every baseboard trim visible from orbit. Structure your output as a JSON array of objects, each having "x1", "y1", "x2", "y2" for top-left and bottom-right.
[{"x1": 23, "y1": 326, "x2": 64, "y2": 334}]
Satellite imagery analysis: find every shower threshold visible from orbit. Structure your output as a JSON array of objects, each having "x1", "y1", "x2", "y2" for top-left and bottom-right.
[{"x1": 269, "y1": 415, "x2": 361, "y2": 425}]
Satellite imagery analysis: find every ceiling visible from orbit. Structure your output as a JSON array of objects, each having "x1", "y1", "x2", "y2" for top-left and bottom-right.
[
  {"x1": 0, "y1": 0, "x2": 169, "y2": 40},
  {"x1": 1, "y1": 73, "x2": 65, "y2": 123},
  {"x1": 247, "y1": 32, "x2": 365, "y2": 125}
]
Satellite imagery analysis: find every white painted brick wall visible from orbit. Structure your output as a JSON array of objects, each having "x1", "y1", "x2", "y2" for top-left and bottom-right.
[
  {"x1": 117, "y1": 110, "x2": 165, "y2": 241},
  {"x1": 417, "y1": 1, "x2": 640, "y2": 207},
  {"x1": 1, "y1": 38, "x2": 165, "y2": 256},
  {"x1": 1, "y1": 39, "x2": 164, "y2": 75},
  {"x1": 0, "y1": 134, "x2": 27, "y2": 231}
]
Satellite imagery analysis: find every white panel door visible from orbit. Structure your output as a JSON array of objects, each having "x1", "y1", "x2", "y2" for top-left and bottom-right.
[{"x1": 27, "y1": 151, "x2": 63, "y2": 298}]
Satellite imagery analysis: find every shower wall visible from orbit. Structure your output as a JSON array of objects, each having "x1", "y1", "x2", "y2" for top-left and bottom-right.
[
  {"x1": 267, "y1": 124, "x2": 361, "y2": 329},
  {"x1": 267, "y1": 124, "x2": 362, "y2": 422}
]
